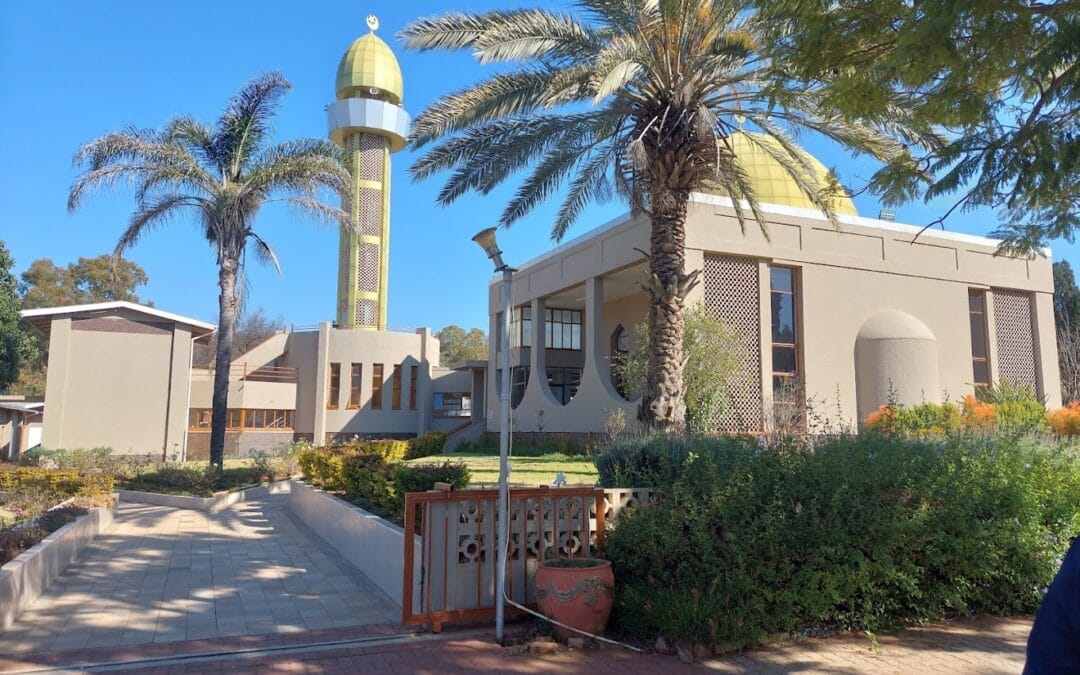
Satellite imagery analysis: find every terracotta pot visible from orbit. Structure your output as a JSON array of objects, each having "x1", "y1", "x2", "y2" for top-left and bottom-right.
[{"x1": 534, "y1": 558, "x2": 614, "y2": 639}]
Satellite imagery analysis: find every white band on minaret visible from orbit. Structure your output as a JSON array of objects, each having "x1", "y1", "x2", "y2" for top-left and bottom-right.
[{"x1": 327, "y1": 99, "x2": 409, "y2": 151}]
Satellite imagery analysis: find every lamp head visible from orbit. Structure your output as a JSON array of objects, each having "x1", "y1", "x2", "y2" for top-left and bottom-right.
[{"x1": 472, "y1": 227, "x2": 507, "y2": 271}]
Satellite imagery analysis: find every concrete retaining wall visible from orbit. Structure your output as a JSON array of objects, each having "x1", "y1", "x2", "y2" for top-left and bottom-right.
[
  {"x1": 0, "y1": 499, "x2": 118, "y2": 631},
  {"x1": 118, "y1": 481, "x2": 290, "y2": 513},
  {"x1": 288, "y1": 479, "x2": 417, "y2": 610}
]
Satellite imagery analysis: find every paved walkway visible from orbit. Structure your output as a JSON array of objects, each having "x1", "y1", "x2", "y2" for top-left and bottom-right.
[
  {"x1": 0, "y1": 492, "x2": 399, "y2": 657},
  {"x1": 0, "y1": 614, "x2": 1032, "y2": 673}
]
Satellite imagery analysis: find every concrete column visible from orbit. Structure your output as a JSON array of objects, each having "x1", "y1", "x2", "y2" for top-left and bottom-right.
[
  {"x1": 313, "y1": 322, "x2": 332, "y2": 445},
  {"x1": 984, "y1": 288, "x2": 1001, "y2": 384},
  {"x1": 487, "y1": 307, "x2": 500, "y2": 432},
  {"x1": 416, "y1": 328, "x2": 432, "y2": 436},
  {"x1": 163, "y1": 326, "x2": 192, "y2": 459},
  {"x1": 42, "y1": 318, "x2": 72, "y2": 449},
  {"x1": 758, "y1": 260, "x2": 773, "y2": 430},
  {"x1": 583, "y1": 277, "x2": 608, "y2": 383},
  {"x1": 1033, "y1": 291, "x2": 1062, "y2": 408},
  {"x1": 529, "y1": 297, "x2": 547, "y2": 395}
]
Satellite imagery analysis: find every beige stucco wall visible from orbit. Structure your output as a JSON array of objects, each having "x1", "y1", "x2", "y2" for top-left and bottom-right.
[
  {"x1": 487, "y1": 196, "x2": 1059, "y2": 433},
  {"x1": 41, "y1": 315, "x2": 194, "y2": 454}
]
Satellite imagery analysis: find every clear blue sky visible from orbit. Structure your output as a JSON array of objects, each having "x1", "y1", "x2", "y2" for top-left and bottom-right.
[{"x1": 1, "y1": 1, "x2": 1072, "y2": 333}]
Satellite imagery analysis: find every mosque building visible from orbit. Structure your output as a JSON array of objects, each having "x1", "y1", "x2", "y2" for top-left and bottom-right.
[{"x1": 15, "y1": 18, "x2": 1059, "y2": 457}]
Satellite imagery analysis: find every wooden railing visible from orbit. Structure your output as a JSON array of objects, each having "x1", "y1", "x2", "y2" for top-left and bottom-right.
[
  {"x1": 192, "y1": 363, "x2": 298, "y2": 382},
  {"x1": 402, "y1": 486, "x2": 652, "y2": 632}
]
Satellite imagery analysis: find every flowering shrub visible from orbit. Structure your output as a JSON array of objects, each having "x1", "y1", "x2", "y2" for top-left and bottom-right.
[
  {"x1": 862, "y1": 401, "x2": 961, "y2": 436},
  {"x1": 1048, "y1": 402, "x2": 1080, "y2": 437},
  {"x1": 960, "y1": 395, "x2": 997, "y2": 432}
]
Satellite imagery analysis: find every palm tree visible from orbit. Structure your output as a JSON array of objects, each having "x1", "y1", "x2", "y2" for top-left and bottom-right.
[
  {"x1": 68, "y1": 72, "x2": 353, "y2": 472},
  {"x1": 402, "y1": 0, "x2": 934, "y2": 431}
]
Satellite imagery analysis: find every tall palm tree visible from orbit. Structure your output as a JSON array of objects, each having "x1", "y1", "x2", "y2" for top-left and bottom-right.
[
  {"x1": 402, "y1": 0, "x2": 934, "y2": 431},
  {"x1": 68, "y1": 72, "x2": 353, "y2": 471}
]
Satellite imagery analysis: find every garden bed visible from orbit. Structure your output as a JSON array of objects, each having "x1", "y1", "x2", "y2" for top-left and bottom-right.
[
  {"x1": 118, "y1": 479, "x2": 291, "y2": 512},
  {"x1": 0, "y1": 497, "x2": 118, "y2": 630}
]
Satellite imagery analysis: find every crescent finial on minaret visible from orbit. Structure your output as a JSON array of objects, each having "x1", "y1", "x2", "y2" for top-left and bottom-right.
[{"x1": 366, "y1": 15, "x2": 379, "y2": 32}]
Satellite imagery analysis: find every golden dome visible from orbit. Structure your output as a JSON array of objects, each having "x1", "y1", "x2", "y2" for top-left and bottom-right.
[
  {"x1": 707, "y1": 131, "x2": 858, "y2": 216},
  {"x1": 335, "y1": 21, "x2": 403, "y2": 105}
]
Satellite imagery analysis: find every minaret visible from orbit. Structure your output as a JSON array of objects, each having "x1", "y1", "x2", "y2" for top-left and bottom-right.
[{"x1": 327, "y1": 15, "x2": 409, "y2": 330}]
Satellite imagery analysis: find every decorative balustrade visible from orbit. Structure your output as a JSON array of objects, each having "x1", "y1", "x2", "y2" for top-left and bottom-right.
[{"x1": 402, "y1": 486, "x2": 653, "y2": 631}]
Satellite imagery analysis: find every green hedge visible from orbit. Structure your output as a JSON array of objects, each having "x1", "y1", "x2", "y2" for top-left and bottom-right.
[
  {"x1": 0, "y1": 467, "x2": 114, "y2": 497},
  {"x1": 295, "y1": 444, "x2": 469, "y2": 520},
  {"x1": 603, "y1": 434, "x2": 1080, "y2": 650},
  {"x1": 594, "y1": 434, "x2": 762, "y2": 488},
  {"x1": 406, "y1": 431, "x2": 448, "y2": 459}
]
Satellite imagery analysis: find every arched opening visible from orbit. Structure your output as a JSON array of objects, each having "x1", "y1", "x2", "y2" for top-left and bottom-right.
[{"x1": 610, "y1": 324, "x2": 629, "y2": 398}]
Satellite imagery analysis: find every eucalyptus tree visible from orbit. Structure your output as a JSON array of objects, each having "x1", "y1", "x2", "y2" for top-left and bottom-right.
[
  {"x1": 402, "y1": 0, "x2": 932, "y2": 430},
  {"x1": 68, "y1": 72, "x2": 353, "y2": 471}
]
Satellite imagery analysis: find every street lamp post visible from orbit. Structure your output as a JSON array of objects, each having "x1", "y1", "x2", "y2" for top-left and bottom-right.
[{"x1": 472, "y1": 227, "x2": 512, "y2": 643}]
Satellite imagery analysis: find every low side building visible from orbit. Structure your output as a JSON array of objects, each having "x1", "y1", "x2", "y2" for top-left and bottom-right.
[
  {"x1": 0, "y1": 397, "x2": 44, "y2": 461},
  {"x1": 185, "y1": 323, "x2": 485, "y2": 458},
  {"x1": 20, "y1": 302, "x2": 216, "y2": 456},
  {"x1": 486, "y1": 140, "x2": 1060, "y2": 434}
]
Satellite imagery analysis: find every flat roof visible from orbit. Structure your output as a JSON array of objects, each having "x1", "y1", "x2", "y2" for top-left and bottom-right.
[
  {"x1": 495, "y1": 193, "x2": 1046, "y2": 281},
  {"x1": 20, "y1": 301, "x2": 216, "y2": 338}
]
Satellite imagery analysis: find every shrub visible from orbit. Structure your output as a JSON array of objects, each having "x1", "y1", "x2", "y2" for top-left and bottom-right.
[
  {"x1": 0, "y1": 467, "x2": 114, "y2": 498},
  {"x1": 1049, "y1": 402, "x2": 1080, "y2": 436},
  {"x1": 594, "y1": 434, "x2": 762, "y2": 488},
  {"x1": 0, "y1": 526, "x2": 49, "y2": 565},
  {"x1": 605, "y1": 434, "x2": 1080, "y2": 650},
  {"x1": 864, "y1": 401, "x2": 961, "y2": 436},
  {"x1": 341, "y1": 456, "x2": 470, "y2": 519},
  {"x1": 406, "y1": 431, "x2": 448, "y2": 459},
  {"x1": 978, "y1": 380, "x2": 1049, "y2": 434}
]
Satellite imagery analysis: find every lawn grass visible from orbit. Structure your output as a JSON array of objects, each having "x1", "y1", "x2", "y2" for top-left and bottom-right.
[{"x1": 406, "y1": 452, "x2": 598, "y2": 487}]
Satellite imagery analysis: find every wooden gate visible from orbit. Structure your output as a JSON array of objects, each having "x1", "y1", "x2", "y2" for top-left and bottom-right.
[{"x1": 402, "y1": 486, "x2": 651, "y2": 631}]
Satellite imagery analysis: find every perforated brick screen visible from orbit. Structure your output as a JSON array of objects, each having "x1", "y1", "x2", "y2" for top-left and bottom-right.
[{"x1": 703, "y1": 254, "x2": 763, "y2": 432}]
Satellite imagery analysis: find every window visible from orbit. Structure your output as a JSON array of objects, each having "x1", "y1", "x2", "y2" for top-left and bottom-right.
[
  {"x1": 348, "y1": 363, "x2": 362, "y2": 409},
  {"x1": 409, "y1": 366, "x2": 418, "y2": 410},
  {"x1": 510, "y1": 306, "x2": 533, "y2": 348},
  {"x1": 510, "y1": 306, "x2": 582, "y2": 350},
  {"x1": 545, "y1": 308, "x2": 582, "y2": 350},
  {"x1": 187, "y1": 408, "x2": 295, "y2": 430},
  {"x1": 547, "y1": 367, "x2": 582, "y2": 405},
  {"x1": 189, "y1": 409, "x2": 211, "y2": 428},
  {"x1": 433, "y1": 392, "x2": 472, "y2": 418},
  {"x1": 770, "y1": 267, "x2": 799, "y2": 393},
  {"x1": 392, "y1": 364, "x2": 403, "y2": 410},
  {"x1": 371, "y1": 363, "x2": 384, "y2": 409},
  {"x1": 511, "y1": 366, "x2": 530, "y2": 409},
  {"x1": 328, "y1": 363, "x2": 341, "y2": 409},
  {"x1": 969, "y1": 290, "x2": 991, "y2": 387}
]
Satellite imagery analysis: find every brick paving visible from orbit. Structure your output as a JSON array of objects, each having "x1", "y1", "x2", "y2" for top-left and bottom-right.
[{"x1": 0, "y1": 493, "x2": 399, "y2": 657}]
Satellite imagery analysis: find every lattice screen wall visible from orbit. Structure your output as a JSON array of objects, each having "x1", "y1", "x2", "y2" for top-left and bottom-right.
[
  {"x1": 703, "y1": 254, "x2": 763, "y2": 431},
  {"x1": 993, "y1": 289, "x2": 1039, "y2": 392},
  {"x1": 338, "y1": 132, "x2": 387, "y2": 327}
]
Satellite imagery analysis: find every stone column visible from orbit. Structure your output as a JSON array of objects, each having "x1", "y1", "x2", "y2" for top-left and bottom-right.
[
  {"x1": 1033, "y1": 291, "x2": 1062, "y2": 408},
  {"x1": 42, "y1": 318, "x2": 71, "y2": 450},
  {"x1": 313, "y1": 322, "x2": 332, "y2": 445}
]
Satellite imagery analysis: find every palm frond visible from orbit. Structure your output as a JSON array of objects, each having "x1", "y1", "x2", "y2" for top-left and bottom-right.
[
  {"x1": 552, "y1": 141, "x2": 620, "y2": 239},
  {"x1": 248, "y1": 231, "x2": 282, "y2": 276},
  {"x1": 113, "y1": 194, "x2": 204, "y2": 256},
  {"x1": 410, "y1": 69, "x2": 589, "y2": 148},
  {"x1": 217, "y1": 72, "x2": 291, "y2": 180}
]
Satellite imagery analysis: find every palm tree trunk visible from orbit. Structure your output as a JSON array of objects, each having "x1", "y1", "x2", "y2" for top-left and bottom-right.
[
  {"x1": 209, "y1": 257, "x2": 239, "y2": 474},
  {"x1": 641, "y1": 184, "x2": 694, "y2": 431}
]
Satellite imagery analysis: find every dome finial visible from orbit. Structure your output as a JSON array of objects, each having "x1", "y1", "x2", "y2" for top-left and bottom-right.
[{"x1": 366, "y1": 15, "x2": 379, "y2": 33}]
